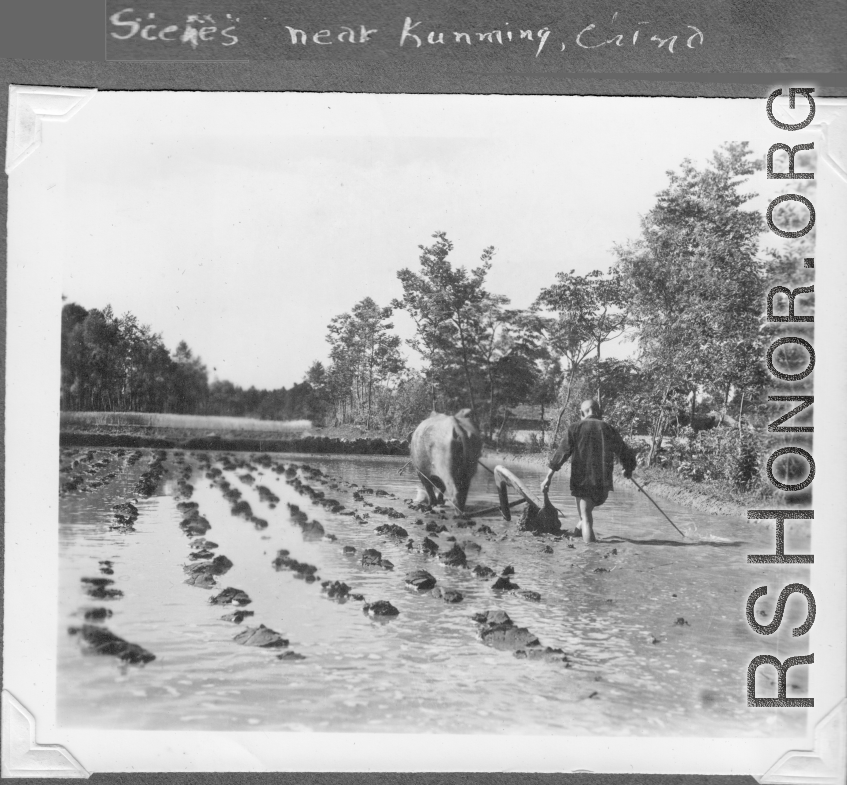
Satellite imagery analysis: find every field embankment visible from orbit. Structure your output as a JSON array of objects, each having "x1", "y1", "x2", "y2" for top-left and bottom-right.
[{"x1": 59, "y1": 412, "x2": 408, "y2": 456}]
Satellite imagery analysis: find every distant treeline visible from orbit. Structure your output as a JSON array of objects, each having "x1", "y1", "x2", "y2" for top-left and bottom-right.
[{"x1": 60, "y1": 302, "x2": 318, "y2": 421}]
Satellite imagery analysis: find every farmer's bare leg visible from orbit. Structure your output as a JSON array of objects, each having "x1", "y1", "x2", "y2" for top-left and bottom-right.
[
  {"x1": 576, "y1": 497, "x2": 597, "y2": 543},
  {"x1": 573, "y1": 497, "x2": 583, "y2": 533}
]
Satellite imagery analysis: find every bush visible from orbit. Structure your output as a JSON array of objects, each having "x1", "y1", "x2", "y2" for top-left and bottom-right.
[
  {"x1": 729, "y1": 436, "x2": 760, "y2": 492},
  {"x1": 651, "y1": 426, "x2": 763, "y2": 492},
  {"x1": 628, "y1": 439, "x2": 651, "y2": 464}
]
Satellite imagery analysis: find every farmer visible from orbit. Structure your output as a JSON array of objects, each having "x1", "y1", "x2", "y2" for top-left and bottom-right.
[{"x1": 541, "y1": 399, "x2": 637, "y2": 543}]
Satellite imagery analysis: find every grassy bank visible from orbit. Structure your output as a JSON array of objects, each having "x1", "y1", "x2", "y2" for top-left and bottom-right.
[
  {"x1": 59, "y1": 413, "x2": 402, "y2": 443},
  {"x1": 61, "y1": 411, "x2": 312, "y2": 434},
  {"x1": 59, "y1": 413, "x2": 408, "y2": 456}
]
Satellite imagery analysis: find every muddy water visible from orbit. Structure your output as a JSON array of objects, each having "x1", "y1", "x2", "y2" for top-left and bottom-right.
[{"x1": 58, "y1": 451, "x2": 810, "y2": 735}]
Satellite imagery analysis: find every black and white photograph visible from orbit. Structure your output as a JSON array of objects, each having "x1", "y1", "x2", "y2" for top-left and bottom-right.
[{"x1": 3, "y1": 88, "x2": 846, "y2": 775}]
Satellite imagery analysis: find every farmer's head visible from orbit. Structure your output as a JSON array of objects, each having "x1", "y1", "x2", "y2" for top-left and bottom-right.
[{"x1": 580, "y1": 399, "x2": 601, "y2": 419}]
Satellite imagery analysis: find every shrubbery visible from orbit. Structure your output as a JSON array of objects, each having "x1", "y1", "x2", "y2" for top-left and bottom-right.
[{"x1": 647, "y1": 427, "x2": 762, "y2": 492}]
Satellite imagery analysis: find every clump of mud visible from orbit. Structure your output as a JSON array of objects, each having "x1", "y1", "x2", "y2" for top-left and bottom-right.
[
  {"x1": 68, "y1": 624, "x2": 155, "y2": 665},
  {"x1": 472, "y1": 610, "x2": 568, "y2": 664},
  {"x1": 272, "y1": 549, "x2": 319, "y2": 582},
  {"x1": 321, "y1": 580, "x2": 353, "y2": 600},
  {"x1": 183, "y1": 555, "x2": 234, "y2": 588},
  {"x1": 256, "y1": 485, "x2": 280, "y2": 505},
  {"x1": 277, "y1": 651, "x2": 307, "y2": 662},
  {"x1": 81, "y1": 577, "x2": 123, "y2": 600},
  {"x1": 439, "y1": 544, "x2": 468, "y2": 568},
  {"x1": 361, "y1": 548, "x2": 393, "y2": 570},
  {"x1": 233, "y1": 624, "x2": 288, "y2": 648},
  {"x1": 405, "y1": 570, "x2": 437, "y2": 592},
  {"x1": 363, "y1": 600, "x2": 400, "y2": 618},
  {"x1": 375, "y1": 523, "x2": 408, "y2": 539},
  {"x1": 221, "y1": 610, "x2": 254, "y2": 623},
  {"x1": 111, "y1": 502, "x2": 138, "y2": 529},
  {"x1": 430, "y1": 587, "x2": 463, "y2": 603},
  {"x1": 134, "y1": 452, "x2": 167, "y2": 497},
  {"x1": 373, "y1": 506, "x2": 406, "y2": 519},
  {"x1": 209, "y1": 587, "x2": 252, "y2": 606}
]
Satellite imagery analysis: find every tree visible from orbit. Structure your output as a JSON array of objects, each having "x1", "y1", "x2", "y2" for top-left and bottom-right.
[
  {"x1": 60, "y1": 300, "x2": 330, "y2": 422},
  {"x1": 764, "y1": 147, "x2": 816, "y2": 293},
  {"x1": 60, "y1": 301, "x2": 211, "y2": 414},
  {"x1": 61, "y1": 302, "x2": 92, "y2": 409},
  {"x1": 171, "y1": 340, "x2": 209, "y2": 413},
  {"x1": 613, "y1": 141, "x2": 766, "y2": 463},
  {"x1": 482, "y1": 309, "x2": 550, "y2": 441},
  {"x1": 372, "y1": 370, "x2": 432, "y2": 438},
  {"x1": 393, "y1": 232, "x2": 497, "y2": 417},
  {"x1": 531, "y1": 353, "x2": 562, "y2": 446},
  {"x1": 462, "y1": 301, "x2": 540, "y2": 439},
  {"x1": 205, "y1": 377, "x2": 317, "y2": 421},
  {"x1": 304, "y1": 361, "x2": 332, "y2": 424},
  {"x1": 762, "y1": 146, "x2": 816, "y2": 402},
  {"x1": 535, "y1": 268, "x2": 628, "y2": 442},
  {"x1": 207, "y1": 379, "x2": 245, "y2": 416},
  {"x1": 326, "y1": 297, "x2": 405, "y2": 429}
]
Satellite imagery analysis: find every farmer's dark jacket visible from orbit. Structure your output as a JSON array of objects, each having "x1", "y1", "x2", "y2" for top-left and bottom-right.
[{"x1": 549, "y1": 416, "x2": 637, "y2": 492}]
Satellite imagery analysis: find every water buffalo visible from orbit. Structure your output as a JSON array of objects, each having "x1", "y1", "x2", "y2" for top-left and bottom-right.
[{"x1": 410, "y1": 410, "x2": 482, "y2": 512}]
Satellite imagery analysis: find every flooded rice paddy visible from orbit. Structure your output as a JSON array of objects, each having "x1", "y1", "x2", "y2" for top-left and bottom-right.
[{"x1": 58, "y1": 448, "x2": 810, "y2": 735}]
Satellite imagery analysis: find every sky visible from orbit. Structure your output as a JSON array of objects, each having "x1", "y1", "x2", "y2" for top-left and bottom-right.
[{"x1": 57, "y1": 93, "x2": 788, "y2": 389}]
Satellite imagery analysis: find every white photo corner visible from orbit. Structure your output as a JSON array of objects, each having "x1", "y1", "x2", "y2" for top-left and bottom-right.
[{"x1": 2, "y1": 86, "x2": 846, "y2": 778}]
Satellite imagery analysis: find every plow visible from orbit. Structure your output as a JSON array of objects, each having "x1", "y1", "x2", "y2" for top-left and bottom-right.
[{"x1": 472, "y1": 464, "x2": 563, "y2": 535}]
